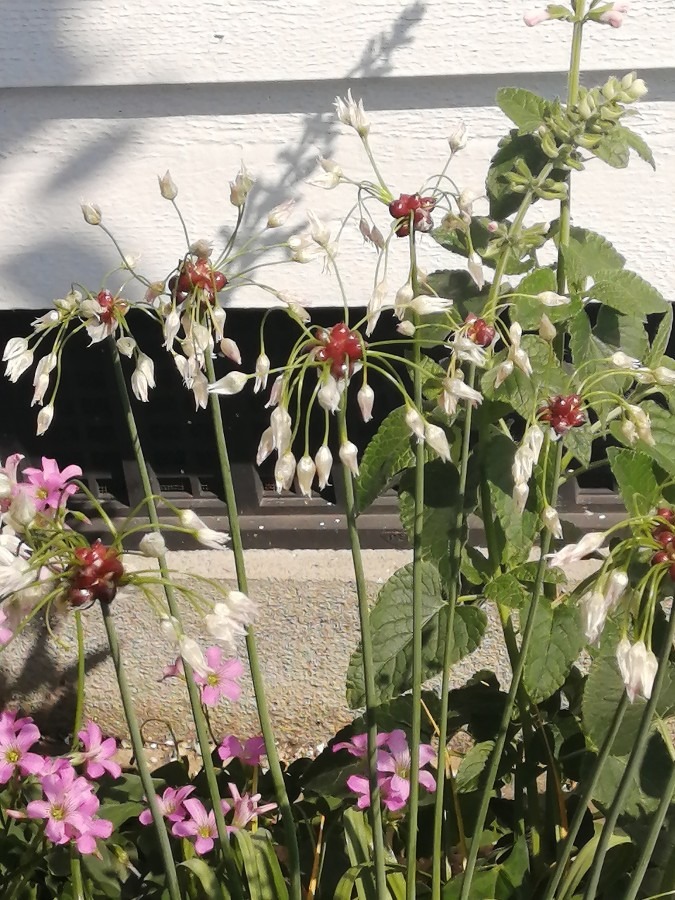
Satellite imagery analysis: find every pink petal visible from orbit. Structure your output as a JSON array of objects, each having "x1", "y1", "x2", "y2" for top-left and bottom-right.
[
  {"x1": 219, "y1": 658, "x2": 244, "y2": 680},
  {"x1": 194, "y1": 835, "x2": 214, "y2": 855},
  {"x1": 200, "y1": 685, "x2": 219, "y2": 707},
  {"x1": 419, "y1": 770, "x2": 437, "y2": 793},
  {"x1": 26, "y1": 800, "x2": 51, "y2": 820},
  {"x1": 219, "y1": 680, "x2": 241, "y2": 703},
  {"x1": 205, "y1": 646, "x2": 223, "y2": 670},
  {"x1": 19, "y1": 752, "x2": 45, "y2": 776},
  {"x1": 418, "y1": 743, "x2": 436, "y2": 767}
]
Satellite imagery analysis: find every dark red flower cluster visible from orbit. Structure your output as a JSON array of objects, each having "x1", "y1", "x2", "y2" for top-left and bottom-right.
[
  {"x1": 651, "y1": 508, "x2": 675, "y2": 579},
  {"x1": 538, "y1": 395, "x2": 586, "y2": 435},
  {"x1": 68, "y1": 541, "x2": 124, "y2": 607},
  {"x1": 312, "y1": 323, "x2": 364, "y2": 380},
  {"x1": 167, "y1": 260, "x2": 227, "y2": 305},
  {"x1": 388, "y1": 194, "x2": 436, "y2": 237},
  {"x1": 95, "y1": 290, "x2": 128, "y2": 324},
  {"x1": 465, "y1": 313, "x2": 496, "y2": 347}
]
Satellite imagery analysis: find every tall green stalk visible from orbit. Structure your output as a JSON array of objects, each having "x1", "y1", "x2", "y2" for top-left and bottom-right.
[
  {"x1": 583, "y1": 603, "x2": 675, "y2": 899},
  {"x1": 100, "y1": 602, "x2": 182, "y2": 900},
  {"x1": 107, "y1": 339, "x2": 242, "y2": 900},
  {"x1": 459, "y1": 441, "x2": 564, "y2": 900},
  {"x1": 204, "y1": 352, "x2": 301, "y2": 900},
  {"x1": 623, "y1": 759, "x2": 675, "y2": 900},
  {"x1": 337, "y1": 403, "x2": 389, "y2": 899},
  {"x1": 431, "y1": 367, "x2": 476, "y2": 900},
  {"x1": 405, "y1": 325, "x2": 426, "y2": 900},
  {"x1": 541, "y1": 694, "x2": 629, "y2": 900},
  {"x1": 71, "y1": 611, "x2": 86, "y2": 748}
]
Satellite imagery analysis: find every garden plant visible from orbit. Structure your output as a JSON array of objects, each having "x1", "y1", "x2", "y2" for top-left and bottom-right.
[{"x1": 2, "y1": 1, "x2": 675, "y2": 897}]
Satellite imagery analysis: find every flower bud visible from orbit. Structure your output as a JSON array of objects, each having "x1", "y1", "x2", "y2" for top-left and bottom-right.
[
  {"x1": 494, "y1": 360, "x2": 514, "y2": 388},
  {"x1": 117, "y1": 336, "x2": 137, "y2": 357},
  {"x1": 448, "y1": 122, "x2": 467, "y2": 153},
  {"x1": 158, "y1": 170, "x2": 178, "y2": 200},
  {"x1": 178, "y1": 510, "x2": 229, "y2": 549},
  {"x1": 253, "y1": 353, "x2": 271, "y2": 393},
  {"x1": 618, "y1": 638, "x2": 658, "y2": 703},
  {"x1": 36, "y1": 404, "x2": 54, "y2": 436},
  {"x1": 424, "y1": 423, "x2": 451, "y2": 462},
  {"x1": 542, "y1": 505, "x2": 563, "y2": 539},
  {"x1": 220, "y1": 338, "x2": 242, "y2": 365},
  {"x1": 80, "y1": 201, "x2": 102, "y2": 225},
  {"x1": 139, "y1": 532, "x2": 167, "y2": 558},
  {"x1": 275, "y1": 451, "x2": 296, "y2": 493},
  {"x1": 612, "y1": 351, "x2": 640, "y2": 369},
  {"x1": 513, "y1": 483, "x2": 530, "y2": 513},
  {"x1": 3, "y1": 337, "x2": 29, "y2": 361},
  {"x1": 307, "y1": 210, "x2": 331, "y2": 248},
  {"x1": 160, "y1": 616, "x2": 181, "y2": 642},
  {"x1": 296, "y1": 455, "x2": 316, "y2": 498},
  {"x1": 178, "y1": 637, "x2": 208, "y2": 678},
  {"x1": 524, "y1": 9, "x2": 551, "y2": 26},
  {"x1": 318, "y1": 376, "x2": 341, "y2": 414},
  {"x1": 397, "y1": 321, "x2": 416, "y2": 337},
  {"x1": 230, "y1": 162, "x2": 254, "y2": 207},
  {"x1": 271, "y1": 406, "x2": 292, "y2": 454},
  {"x1": 654, "y1": 366, "x2": 675, "y2": 386},
  {"x1": 208, "y1": 371, "x2": 248, "y2": 395},
  {"x1": 605, "y1": 570, "x2": 629, "y2": 609},
  {"x1": 256, "y1": 427, "x2": 275, "y2": 466},
  {"x1": 267, "y1": 199, "x2": 295, "y2": 228},
  {"x1": 548, "y1": 531, "x2": 606, "y2": 568},
  {"x1": 315, "y1": 445, "x2": 333, "y2": 489},
  {"x1": 339, "y1": 441, "x2": 360, "y2": 477},
  {"x1": 468, "y1": 252, "x2": 484, "y2": 290},
  {"x1": 405, "y1": 407, "x2": 425, "y2": 442},
  {"x1": 537, "y1": 291, "x2": 569, "y2": 307},
  {"x1": 357, "y1": 384, "x2": 375, "y2": 423},
  {"x1": 394, "y1": 282, "x2": 414, "y2": 316}
]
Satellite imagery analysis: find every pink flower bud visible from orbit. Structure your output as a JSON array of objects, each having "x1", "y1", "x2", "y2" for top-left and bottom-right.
[
  {"x1": 220, "y1": 338, "x2": 242, "y2": 365},
  {"x1": 524, "y1": 9, "x2": 551, "y2": 27}
]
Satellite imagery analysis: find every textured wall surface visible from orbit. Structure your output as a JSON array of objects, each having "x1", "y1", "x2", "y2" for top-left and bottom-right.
[{"x1": 1, "y1": 0, "x2": 674, "y2": 311}]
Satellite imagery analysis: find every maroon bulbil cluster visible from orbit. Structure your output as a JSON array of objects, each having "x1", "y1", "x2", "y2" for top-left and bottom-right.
[
  {"x1": 538, "y1": 394, "x2": 586, "y2": 435},
  {"x1": 651, "y1": 508, "x2": 675, "y2": 579},
  {"x1": 167, "y1": 259, "x2": 227, "y2": 305},
  {"x1": 465, "y1": 313, "x2": 496, "y2": 347},
  {"x1": 310, "y1": 323, "x2": 365, "y2": 380},
  {"x1": 388, "y1": 193, "x2": 437, "y2": 237},
  {"x1": 68, "y1": 541, "x2": 124, "y2": 607},
  {"x1": 95, "y1": 290, "x2": 127, "y2": 323}
]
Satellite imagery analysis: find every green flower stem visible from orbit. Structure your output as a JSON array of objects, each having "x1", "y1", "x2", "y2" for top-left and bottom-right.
[
  {"x1": 582, "y1": 604, "x2": 675, "y2": 900},
  {"x1": 99, "y1": 602, "x2": 182, "y2": 900},
  {"x1": 107, "y1": 339, "x2": 242, "y2": 899},
  {"x1": 459, "y1": 440, "x2": 564, "y2": 900},
  {"x1": 204, "y1": 352, "x2": 302, "y2": 900},
  {"x1": 71, "y1": 611, "x2": 86, "y2": 749},
  {"x1": 541, "y1": 693, "x2": 629, "y2": 900},
  {"x1": 431, "y1": 367, "x2": 476, "y2": 900},
  {"x1": 557, "y1": 1, "x2": 586, "y2": 295},
  {"x1": 623, "y1": 761, "x2": 675, "y2": 900},
  {"x1": 70, "y1": 847, "x2": 85, "y2": 900},
  {"x1": 337, "y1": 403, "x2": 389, "y2": 900},
  {"x1": 406, "y1": 325, "x2": 426, "y2": 900}
]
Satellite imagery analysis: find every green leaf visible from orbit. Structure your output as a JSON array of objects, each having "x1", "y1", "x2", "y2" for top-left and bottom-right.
[
  {"x1": 569, "y1": 310, "x2": 624, "y2": 419},
  {"x1": 523, "y1": 599, "x2": 585, "y2": 704},
  {"x1": 513, "y1": 267, "x2": 580, "y2": 329},
  {"x1": 607, "y1": 448, "x2": 663, "y2": 516},
  {"x1": 616, "y1": 124, "x2": 656, "y2": 170},
  {"x1": 595, "y1": 306, "x2": 649, "y2": 361},
  {"x1": 562, "y1": 424, "x2": 594, "y2": 468},
  {"x1": 345, "y1": 563, "x2": 486, "y2": 708},
  {"x1": 582, "y1": 652, "x2": 648, "y2": 756},
  {"x1": 178, "y1": 859, "x2": 227, "y2": 899},
  {"x1": 487, "y1": 131, "x2": 559, "y2": 219},
  {"x1": 233, "y1": 829, "x2": 289, "y2": 900},
  {"x1": 556, "y1": 828, "x2": 631, "y2": 900},
  {"x1": 97, "y1": 799, "x2": 144, "y2": 828},
  {"x1": 561, "y1": 227, "x2": 625, "y2": 291},
  {"x1": 593, "y1": 129, "x2": 631, "y2": 168},
  {"x1": 496, "y1": 87, "x2": 549, "y2": 133},
  {"x1": 455, "y1": 741, "x2": 495, "y2": 793},
  {"x1": 341, "y1": 809, "x2": 405, "y2": 900},
  {"x1": 485, "y1": 573, "x2": 528, "y2": 609},
  {"x1": 482, "y1": 335, "x2": 566, "y2": 414},
  {"x1": 592, "y1": 730, "x2": 672, "y2": 819},
  {"x1": 354, "y1": 406, "x2": 413, "y2": 514},
  {"x1": 612, "y1": 401, "x2": 675, "y2": 479},
  {"x1": 646, "y1": 305, "x2": 673, "y2": 367},
  {"x1": 589, "y1": 269, "x2": 669, "y2": 318}
]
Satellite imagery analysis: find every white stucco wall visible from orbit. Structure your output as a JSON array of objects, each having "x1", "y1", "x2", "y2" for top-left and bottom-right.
[{"x1": 2, "y1": 0, "x2": 674, "y2": 311}]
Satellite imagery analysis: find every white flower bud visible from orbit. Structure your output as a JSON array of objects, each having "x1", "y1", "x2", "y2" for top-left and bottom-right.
[
  {"x1": 581, "y1": 590, "x2": 609, "y2": 645},
  {"x1": 618, "y1": 639, "x2": 658, "y2": 703},
  {"x1": 254, "y1": 353, "x2": 271, "y2": 393},
  {"x1": 178, "y1": 510, "x2": 230, "y2": 549},
  {"x1": 5, "y1": 348, "x2": 34, "y2": 383},
  {"x1": 548, "y1": 531, "x2": 606, "y2": 568},
  {"x1": 542, "y1": 505, "x2": 563, "y2": 539},
  {"x1": 158, "y1": 170, "x2": 178, "y2": 200},
  {"x1": 178, "y1": 637, "x2": 208, "y2": 678},
  {"x1": 654, "y1": 366, "x2": 675, "y2": 386},
  {"x1": 256, "y1": 427, "x2": 275, "y2": 466},
  {"x1": 605, "y1": 570, "x2": 629, "y2": 609},
  {"x1": 424, "y1": 423, "x2": 451, "y2": 462},
  {"x1": 537, "y1": 291, "x2": 570, "y2": 307},
  {"x1": 265, "y1": 375, "x2": 283, "y2": 409},
  {"x1": 117, "y1": 336, "x2": 137, "y2": 357},
  {"x1": 139, "y1": 532, "x2": 167, "y2": 558},
  {"x1": 220, "y1": 338, "x2": 242, "y2": 365},
  {"x1": 296, "y1": 455, "x2": 316, "y2": 498},
  {"x1": 513, "y1": 482, "x2": 530, "y2": 513},
  {"x1": 408, "y1": 296, "x2": 453, "y2": 317},
  {"x1": 357, "y1": 384, "x2": 375, "y2": 423},
  {"x1": 315, "y1": 445, "x2": 333, "y2": 490},
  {"x1": 3, "y1": 338, "x2": 29, "y2": 362},
  {"x1": 621, "y1": 419, "x2": 638, "y2": 445},
  {"x1": 80, "y1": 201, "x2": 102, "y2": 225},
  {"x1": 339, "y1": 440, "x2": 360, "y2": 477},
  {"x1": 275, "y1": 451, "x2": 296, "y2": 493},
  {"x1": 271, "y1": 406, "x2": 292, "y2": 454},
  {"x1": 36, "y1": 404, "x2": 54, "y2": 436},
  {"x1": 208, "y1": 371, "x2": 248, "y2": 395},
  {"x1": 318, "y1": 376, "x2": 341, "y2": 414},
  {"x1": 448, "y1": 122, "x2": 467, "y2": 153},
  {"x1": 307, "y1": 210, "x2": 331, "y2": 248},
  {"x1": 494, "y1": 360, "x2": 514, "y2": 388},
  {"x1": 468, "y1": 252, "x2": 484, "y2": 290},
  {"x1": 394, "y1": 282, "x2": 415, "y2": 316},
  {"x1": 160, "y1": 616, "x2": 181, "y2": 642},
  {"x1": 612, "y1": 351, "x2": 640, "y2": 369},
  {"x1": 397, "y1": 321, "x2": 416, "y2": 337},
  {"x1": 405, "y1": 408, "x2": 426, "y2": 442},
  {"x1": 539, "y1": 315, "x2": 557, "y2": 342},
  {"x1": 230, "y1": 162, "x2": 254, "y2": 207},
  {"x1": 267, "y1": 199, "x2": 295, "y2": 228}
]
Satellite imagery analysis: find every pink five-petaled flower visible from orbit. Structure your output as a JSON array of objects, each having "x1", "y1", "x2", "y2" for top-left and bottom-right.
[
  {"x1": 139, "y1": 785, "x2": 195, "y2": 826},
  {"x1": 193, "y1": 647, "x2": 243, "y2": 707},
  {"x1": 26, "y1": 766, "x2": 113, "y2": 854},
  {"x1": 221, "y1": 782, "x2": 276, "y2": 833},
  {"x1": 21, "y1": 457, "x2": 82, "y2": 512},
  {"x1": 77, "y1": 722, "x2": 122, "y2": 780},
  {"x1": 0, "y1": 608, "x2": 12, "y2": 644},
  {"x1": 0, "y1": 719, "x2": 44, "y2": 783},
  {"x1": 218, "y1": 735, "x2": 266, "y2": 767},
  {"x1": 333, "y1": 732, "x2": 389, "y2": 758},
  {"x1": 172, "y1": 798, "x2": 218, "y2": 855}
]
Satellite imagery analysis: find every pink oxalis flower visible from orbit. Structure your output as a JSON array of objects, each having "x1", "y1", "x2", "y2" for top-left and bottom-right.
[
  {"x1": 221, "y1": 782, "x2": 276, "y2": 833},
  {"x1": 22, "y1": 457, "x2": 82, "y2": 511},
  {"x1": 193, "y1": 647, "x2": 243, "y2": 707},
  {"x1": 172, "y1": 798, "x2": 218, "y2": 855},
  {"x1": 0, "y1": 716, "x2": 45, "y2": 783},
  {"x1": 218, "y1": 734, "x2": 266, "y2": 767},
  {"x1": 77, "y1": 722, "x2": 122, "y2": 780},
  {"x1": 139, "y1": 785, "x2": 195, "y2": 826}
]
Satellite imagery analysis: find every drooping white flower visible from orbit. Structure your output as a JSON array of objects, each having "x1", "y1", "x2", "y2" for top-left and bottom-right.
[
  {"x1": 288, "y1": 233, "x2": 319, "y2": 264},
  {"x1": 457, "y1": 188, "x2": 483, "y2": 219},
  {"x1": 366, "y1": 281, "x2": 389, "y2": 336},
  {"x1": 267, "y1": 199, "x2": 295, "y2": 227},
  {"x1": 394, "y1": 282, "x2": 414, "y2": 317},
  {"x1": 580, "y1": 591, "x2": 610, "y2": 645},
  {"x1": 220, "y1": 338, "x2": 242, "y2": 365},
  {"x1": 451, "y1": 336, "x2": 487, "y2": 368},
  {"x1": 296, "y1": 455, "x2": 316, "y2": 498},
  {"x1": 315, "y1": 445, "x2": 333, "y2": 490},
  {"x1": 407, "y1": 296, "x2": 453, "y2": 317},
  {"x1": 468, "y1": 252, "x2": 484, "y2": 290},
  {"x1": 512, "y1": 425, "x2": 544, "y2": 488},
  {"x1": 339, "y1": 441, "x2": 360, "y2": 477},
  {"x1": 424, "y1": 423, "x2": 451, "y2": 462},
  {"x1": 654, "y1": 366, "x2": 675, "y2": 386},
  {"x1": 0, "y1": 544, "x2": 35, "y2": 598},
  {"x1": 117, "y1": 336, "x2": 136, "y2": 357},
  {"x1": 539, "y1": 315, "x2": 557, "y2": 343},
  {"x1": 318, "y1": 376, "x2": 341, "y2": 414},
  {"x1": 208, "y1": 371, "x2": 249, "y2": 395},
  {"x1": 178, "y1": 637, "x2": 209, "y2": 678},
  {"x1": 36, "y1": 404, "x2": 54, "y2": 436},
  {"x1": 3, "y1": 338, "x2": 29, "y2": 363},
  {"x1": 275, "y1": 451, "x2": 296, "y2": 493},
  {"x1": 405, "y1": 408, "x2": 425, "y2": 442},
  {"x1": 307, "y1": 210, "x2": 332, "y2": 249},
  {"x1": 160, "y1": 616, "x2": 181, "y2": 642},
  {"x1": 139, "y1": 532, "x2": 167, "y2": 559},
  {"x1": 270, "y1": 406, "x2": 292, "y2": 455},
  {"x1": 494, "y1": 360, "x2": 514, "y2": 388},
  {"x1": 178, "y1": 510, "x2": 230, "y2": 549},
  {"x1": 548, "y1": 531, "x2": 606, "y2": 569},
  {"x1": 131, "y1": 354, "x2": 156, "y2": 403},
  {"x1": 604, "y1": 570, "x2": 629, "y2": 610},
  {"x1": 617, "y1": 638, "x2": 658, "y2": 703},
  {"x1": 256, "y1": 427, "x2": 275, "y2": 466},
  {"x1": 334, "y1": 90, "x2": 370, "y2": 136},
  {"x1": 357, "y1": 384, "x2": 375, "y2": 423},
  {"x1": 312, "y1": 157, "x2": 343, "y2": 190},
  {"x1": 5, "y1": 347, "x2": 34, "y2": 383},
  {"x1": 626, "y1": 404, "x2": 655, "y2": 446},
  {"x1": 612, "y1": 351, "x2": 641, "y2": 369},
  {"x1": 513, "y1": 483, "x2": 530, "y2": 514},
  {"x1": 253, "y1": 353, "x2": 271, "y2": 394},
  {"x1": 448, "y1": 122, "x2": 468, "y2": 154},
  {"x1": 542, "y1": 505, "x2": 563, "y2": 539},
  {"x1": 265, "y1": 376, "x2": 283, "y2": 409},
  {"x1": 397, "y1": 321, "x2": 416, "y2": 337},
  {"x1": 163, "y1": 310, "x2": 181, "y2": 349},
  {"x1": 440, "y1": 377, "x2": 483, "y2": 416},
  {"x1": 205, "y1": 603, "x2": 246, "y2": 650}
]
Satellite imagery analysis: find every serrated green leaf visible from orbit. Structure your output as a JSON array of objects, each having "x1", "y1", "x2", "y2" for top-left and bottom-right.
[
  {"x1": 607, "y1": 448, "x2": 663, "y2": 516},
  {"x1": 523, "y1": 599, "x2": 584, "y2": 703},
  {"x1": 616, "y1": 124, "x2": 656, "y2": 170},
  {"x1": 563, "y1": 424, "x2": 594, "y2": 468},
  {"x1": 646, "y1": 305, "x2": 673, "y2": 367},
  {"x1": 485, "y1": 573, "x2": 528, "y2": 609},
  {"x1": 561, "y1": 227, "x2": 625, "y2": 291},
  {"x1": 513, "y1": 267, "x2": 579, "y2": 329},
  {"x1": 455, "y1": 740, "x2": 495, "y2": 793},
  {"x1": 582, "y1": 651, "x2": 648, "y2": 755},
  {"x1": 593, "y1": 129, "x2": 631, "y2": 168},
  {"x1": 589, "y1": 269, "x2": 668, "y2": 317},
  {"x1": 496, "y1": 87, "x2": 549, "y2": 133},
  {"x1": 354, "y1": 406, "x2": 413, "y2": 514},
  {"x1": 595, "y1": 306, "x2": 649, "y2": 360},
  {"x1": 345, "y1": 563, "x2": 486, "y2": 707},
  {"x1": 487, "y1": 131, "x2": 561, "y2": 220}
]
